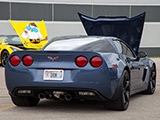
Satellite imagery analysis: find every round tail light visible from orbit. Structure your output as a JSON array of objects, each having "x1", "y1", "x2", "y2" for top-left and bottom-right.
[
  {"x1": 10, "y1": 56, "x2": 20, "y2": 66},
  {"x1": 23, "y1": 56, "x2": 33, "y2": 66},
  {"x1": 76, "y1": 56, "x2": 88, "y2": 67},
  {"x1": 90, "y1": 57, "x2": 102, "y2": 67}
]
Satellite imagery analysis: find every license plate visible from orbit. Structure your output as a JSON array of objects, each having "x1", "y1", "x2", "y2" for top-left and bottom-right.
[{"x1": 43, "y1": 69, "x2": 64, "y2": 80}]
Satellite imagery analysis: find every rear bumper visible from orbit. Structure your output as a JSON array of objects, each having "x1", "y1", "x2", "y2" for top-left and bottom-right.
[
  {"x1": 11, "y1": 87, "x2": 109, "y2": 101},
  {"x1": 5, "y1": 65, "x2": 119, "y2": 100}
]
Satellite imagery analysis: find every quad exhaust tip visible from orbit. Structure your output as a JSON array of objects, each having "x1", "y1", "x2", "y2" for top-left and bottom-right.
[
  {"x1": 65, "y1": 94, "x2": 72, "y2": 101},
  {"x1": 38, "y1": 93, "x2": 45, "y2": 99},
  {"x1": 38, "y1": 92, "x2": 72, "y2": 101}
]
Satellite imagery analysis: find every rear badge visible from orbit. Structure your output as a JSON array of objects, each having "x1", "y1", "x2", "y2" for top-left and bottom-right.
[{"x1": 48, "y1": 56, "x2": 59, "y2": 61}]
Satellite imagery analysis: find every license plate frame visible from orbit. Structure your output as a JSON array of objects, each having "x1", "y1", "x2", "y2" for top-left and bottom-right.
[{"x1": 43, "y1": 69, "x2": 64, "y2": 81}]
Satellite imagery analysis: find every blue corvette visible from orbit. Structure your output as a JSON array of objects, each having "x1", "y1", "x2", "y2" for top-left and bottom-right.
[{"x1": 5, "y1": 13, "x2": 156, "y2": 111}]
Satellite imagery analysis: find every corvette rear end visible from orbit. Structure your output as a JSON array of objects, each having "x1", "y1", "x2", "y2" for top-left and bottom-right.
[{"x1": 5, "y1": 50, "x2": 120, "y2": 102}]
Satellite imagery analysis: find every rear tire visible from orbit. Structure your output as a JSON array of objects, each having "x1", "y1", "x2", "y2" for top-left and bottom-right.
[
  {"x1": 143, "y1": 65, "x2": 156, "y2": 94},
  {"x1": 1, "y1": 50, "x2": 9, "y2": 67},
  {"x1": 11, "y1": 95, "x2": 40, "y2": 106},
  {"x1": 103, "y1": 70, "x2": 130, "y2": 111}
]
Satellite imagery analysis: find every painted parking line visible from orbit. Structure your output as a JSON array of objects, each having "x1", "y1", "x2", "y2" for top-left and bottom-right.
[
  {"x1": 0, "y1": 104, "x2": 15, "y2": 112},
  {"x1": 0, "y1": 104, "x2": 13, "y2": 107}
]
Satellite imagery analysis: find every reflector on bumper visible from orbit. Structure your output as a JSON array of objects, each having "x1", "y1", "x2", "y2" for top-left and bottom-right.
[
  {"x1": 78, "y1": 92, "x2": 95, "y2": 96},
  {"x1": 17, "y1": 90, "x2": 31, "y2": 94}
]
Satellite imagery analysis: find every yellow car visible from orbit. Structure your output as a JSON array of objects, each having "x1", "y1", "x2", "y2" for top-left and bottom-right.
[{"x1": 0, "y1": 35, "x2": 22, "y2": 67}]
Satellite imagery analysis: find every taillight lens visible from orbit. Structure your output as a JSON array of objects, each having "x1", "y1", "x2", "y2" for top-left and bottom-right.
[
  {"x1": 23, "y1": 56, "x2": 33, "y2": 66},
  {"x1": 76, "y1": 56, "x2": 88, "y2": 67},
  {"x1": 112, "y1": 64, "x2": 118, "y2": 68},
  {"x1": 10, "y1": 56, "x2": 20, "y2": 66},
  {"x1": 90, "y1": 57, "x2": 102, "y2": 67}
]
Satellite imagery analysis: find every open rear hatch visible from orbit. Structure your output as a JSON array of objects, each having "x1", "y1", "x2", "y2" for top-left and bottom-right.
[{"x1": 78, "y1": 12, "x2": 145, "y2": 55}]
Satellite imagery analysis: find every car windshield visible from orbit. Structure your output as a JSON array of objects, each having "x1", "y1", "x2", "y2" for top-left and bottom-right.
[
  {"x1": 0, "y1": 36, "x2": 22, "y2": 45},
  {"x1": 44, "y1": 37, "x2": 101, "y2": 51}
]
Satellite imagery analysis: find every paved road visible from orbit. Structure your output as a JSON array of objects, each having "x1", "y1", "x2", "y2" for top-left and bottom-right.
[{"x1": 0, "y1": 58, "x2": 160, "y2": 120}]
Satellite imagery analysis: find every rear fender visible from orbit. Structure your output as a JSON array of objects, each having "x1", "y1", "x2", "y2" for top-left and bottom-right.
[{"x1": 101, "y1": 53, "x2": 126, "y2": 80}]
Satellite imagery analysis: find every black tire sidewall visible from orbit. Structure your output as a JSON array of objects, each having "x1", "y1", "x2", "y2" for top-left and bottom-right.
[
  {"x1": 1, "y1": 50, "x2": 9, "y2": 67},
  {"x1": 103, "y1": 70, "x2": 130, "y2": 111},
  {"x1": 147, "y1": 65, "x2": 156, "y2": 94},
  {"x1": 119, "y1": 70, "x2": 130, "y2": 110}
]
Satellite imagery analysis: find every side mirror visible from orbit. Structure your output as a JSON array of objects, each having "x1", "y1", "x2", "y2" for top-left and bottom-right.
[{"x1": 136, "y1": 51, "x2": 147, "y2": 60}]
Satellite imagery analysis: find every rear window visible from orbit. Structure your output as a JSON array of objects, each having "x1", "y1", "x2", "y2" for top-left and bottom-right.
[
  {"x1": 44, "y1": 37, "x2": 100, "y2": 51},
  {"x1": 76, "y1": 40, "x2": 116, "y2": 52},
  {"x1": 44, "y1": 37, "x2": 116, "y2": 53}
]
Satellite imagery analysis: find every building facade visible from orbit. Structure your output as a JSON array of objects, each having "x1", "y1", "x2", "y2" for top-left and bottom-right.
[{"x1": 0, "y1": 0, "x2": 160, "y2": 56}]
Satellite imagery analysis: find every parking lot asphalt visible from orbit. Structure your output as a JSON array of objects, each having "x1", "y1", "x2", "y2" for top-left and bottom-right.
[{"x1": 0, "y1": 58, "x2": 160, "y2": 120}]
